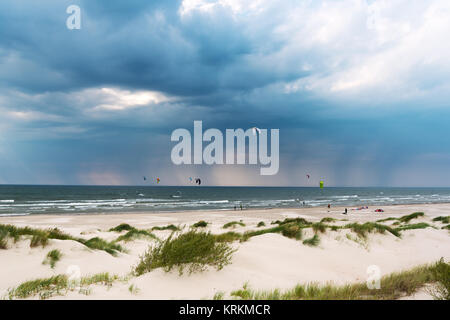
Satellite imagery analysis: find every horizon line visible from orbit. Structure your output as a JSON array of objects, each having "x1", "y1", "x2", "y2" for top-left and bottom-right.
[{"x1": 1, "y1": 184, "x2": 450, "y2": 188}]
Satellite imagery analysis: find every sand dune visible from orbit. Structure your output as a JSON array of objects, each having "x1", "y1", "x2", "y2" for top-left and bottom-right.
[{"x1": 0, "y1": 203, "x2": 449, "y2": 299}]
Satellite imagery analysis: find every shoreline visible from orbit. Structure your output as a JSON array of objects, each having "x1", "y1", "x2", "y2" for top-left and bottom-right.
[
  {"x1": 1, "y1": 203, "x2": 449, "y2": 300},
  {"x1": 2, "y1": 201, "x2": 450, "y2": 219}
]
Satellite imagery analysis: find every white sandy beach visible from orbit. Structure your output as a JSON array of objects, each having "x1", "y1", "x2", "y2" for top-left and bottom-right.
[{"x1": 0, "y1": 203, "x2": 449, "y2": 300}]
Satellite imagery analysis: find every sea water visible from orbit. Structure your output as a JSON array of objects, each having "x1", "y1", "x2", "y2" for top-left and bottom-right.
[{"x1": 0, "y1": 185, "x2": 449, "y2": 216}]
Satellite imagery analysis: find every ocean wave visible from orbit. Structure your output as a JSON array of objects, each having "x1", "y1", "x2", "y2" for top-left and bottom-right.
[
  {"x1": 331, "y1": 195, "x2": 358, "y2": 199},
  {"x1": 197, "y1": 200, "x2": 229, "y2": 204},
  {"x1": 135, "y1": 198, "x2": 175, "y2": 203},
  {"x1": 0, "y1": 200, "x2": 14, "y2": 203},
  {"x1": 0, "y1": 213, "x2": 29, "y2": 217}
]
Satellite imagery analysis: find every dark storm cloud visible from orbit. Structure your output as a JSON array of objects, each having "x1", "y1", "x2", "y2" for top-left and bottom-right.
[{"x1": 0, "y1": 0, "x2": 449, "y2": 186}]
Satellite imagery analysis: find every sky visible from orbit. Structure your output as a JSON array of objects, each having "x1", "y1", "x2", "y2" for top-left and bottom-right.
[{"x1": 0, "y1": 0, "x2": 450, "y2": 186}]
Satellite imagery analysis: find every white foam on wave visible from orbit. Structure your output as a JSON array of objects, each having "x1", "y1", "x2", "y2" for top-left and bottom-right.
[
  {"x1": 198, "y1": 200, "x2": 229, "y2": 204},
  {"x1": 0, "y1": 213, "x2": 29, "y2": 217},
  {"x1": 0, "y1": 200, "x2": 14, "y2": 203},
  {"x1": 135, "y1": 198, "x2": 174, "y2": 203}
]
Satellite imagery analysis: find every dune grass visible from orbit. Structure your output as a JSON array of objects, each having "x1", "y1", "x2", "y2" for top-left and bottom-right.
[
  {"x1": 109, "y1": 223, "x2": 159, "y2": 243},
  {"x1": 7, "y1": 275, "x2": 68, "y2": 300},
  {"x1": 256, "y1": 221, "x2": 266, "y2": 227},
  {"x1": 213, "y1": 291, "x2": 225, "y2": 300},
  {"x1": 230, "y1": 259, "x2": 449, "y2": 300},
  {"x1": 281, "y1": 224, "x2": 303, "y2": 240},
  {"x1": 399, "y1": 212, "x2": 425, "y2": 223},
  {"x1": 114, "y1": 229, "x2": 158, "y2": 243},
  {"x1": 78, "y1": 237, "x2": 123, "y2": 256},
  {"x1": 433, "y1": 216, "x2": 450, "y2": 224},
  {"x1": 152, "y1": 224, "x2": 180, "y2": 231},
  {"x1": 7, "y1": 272, "x2": 119, "y2": 300},
  {"x1": 128, "y1": 284, "x2": 140, "y2": 295},
  {"x1": 344, "y1": 222, "x2": 400, "y2": 238},
  {"x1": 302, "y1": 234, "x2": 320, "y2": 246},
  {"x1": 214, "y1": 219, "x2": 399, "y2": 244},
  {"x1": 134, "y1": 230, "x2": 236, "y2": 276},
  {"x1": 192, "y1": 220, "x2": 208, "y2": 228},
  {"x1": 0, "y1": 224, "x2": 63, "y2": 248},
  {"x1": 376, "y1": 217, "x2": 398, "y2": 223},
  {"x1": 214, "y1": 231, "x2": 243, "y2": 243},
  {"x1": 242, "y1": 225, "x2": 284, "y2": 241},
  {"x1": 223, "y1": 221, "x2": 246, "y2": 229},
  {"x1": 0, "y1": 237, "x2": 7, "y2": 249},
  {"x1": 272, "y1": 218, "x2": 311, "y2": 226},
  {"x1": 209, "y1": 212, "x2": 433, "y2": 246},
  {"x1": 376, "y1": 212, "x2": 425, "y2": 224},
  {"x1": 0, "y1": 224, "x2": 123, "y2": 255},
  {"x1": 394, "y1": 222, "x2": 431, "y2": 232},
  {"x1": 428, "y1": 258, "x2": 450, "y2": 300},
  {"x1": 42, "y1": 249, "x2": 62, "y2": 269},
  {"x1": 320, "y1": 217, "x2": 336, "y2": 223},
  {"x1": 241, "y1": 217, "x2": 316, "y2": 242},
  {"x1": 312, "y1": 222, "x2": 327, "y2": 234},
  {"x1": 109, "y1": 223, "x2": 134, "y2": 232},
  {"x1": 79, "y1": 272, "x2": 118, "y2": 287}
]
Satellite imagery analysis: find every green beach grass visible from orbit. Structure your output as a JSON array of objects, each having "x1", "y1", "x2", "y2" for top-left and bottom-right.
[
  {"x1": 377, "y1": 212, "x2": 425, "y2": 224},
  {"x1": 6, "y1": 272, "x2": 119, "y2": 300},
  {"x1": 0, "y1": 224, "x2": 123, "y2": 255},
  {"x1": 42, "y1": 249, "x2": 62, "y2": 269},
  {"x1": 134, "y1": 230, "x2": 235, "y2": 276},
  {"x1": 223, "y1": 221, "x2": 246, "y2": 229},
  {"x1": 433, "y1": 216, "x2": 450, "y2": 224},
  {"x1": 109, "y1": 223, "x2": 160, "y2": 242},
  {"x1": 192, "y1": 220, "x2": 208, "y2": 228},
  {"x1": 302, "y1": 234, "x2": 320, "y2": 246},
  {"x1": 152, "y1": 224, "x2": 180, "y2": 231},
  {"x1": 230, "y1": 259, "x2": 449, "y2": 300}
]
